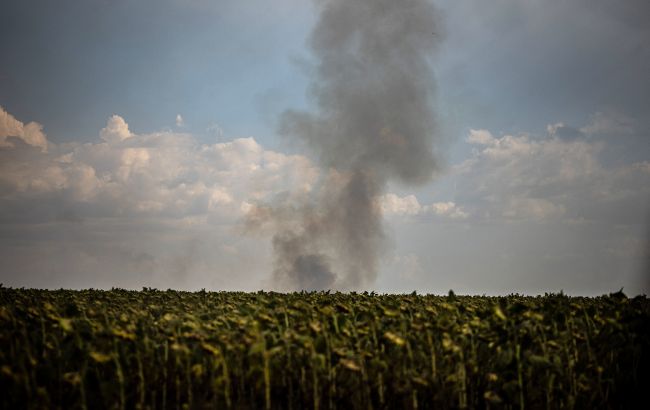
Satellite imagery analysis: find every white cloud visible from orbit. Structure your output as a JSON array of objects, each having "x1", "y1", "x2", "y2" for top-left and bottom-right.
[
  {"x1": 466, "y1": 129, "x2": 496, "y2": 146},
  {"x1": 100, "y1": 114, "x2": 132, "y2": 143},
  {"x1": 379, "y1": 193, "x2": 468, "y2": 219},
  {"x1": 1, "y1": 108, "x2": 647, "y2": 293},
  {"x1": 580, "y1": 110, "x2": 635, "y2": 136},
  {"x1": 425, "y1": 201, "x2": 469, "y2": 219},
  {"x1": 380, "y1": 193, "x2": 422, "y2": 216},
  {"x1": 176, "y1": 114, "x2": 184, "y2": 127},
  {"x1": 0, "y1": 106, "x2": 48, "y2": 151},
  {"x1": 455, "y1": 125, "x2": 649, "y2": 224},
  {"x1": 374, "y1": 119, "x2": 649, "y2": 295},
  {"x1": 545, "y1": 122, "x2": 584, "y2": 140},
  {"x1": 0, "y1": 109, "x2": 322, "y2": 289},
  {"x1": 0, "y1": 111, "x2": 319, "y2": 220}
]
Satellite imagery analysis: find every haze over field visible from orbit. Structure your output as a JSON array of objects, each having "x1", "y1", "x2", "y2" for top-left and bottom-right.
[{"x1": 1, "y1": 0, "x2": 649, "y2": 294}]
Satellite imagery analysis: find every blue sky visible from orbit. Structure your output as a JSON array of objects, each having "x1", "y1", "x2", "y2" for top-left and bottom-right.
[
  {"x1": 1, "y1": 0, "x2": 649, "y2": 294},
  {"x1": 5, "y1": 0, "x2": 646, "y2": 147},
  {"x1": 1, "y1": 0, "x2": 314, "y2": 146}
]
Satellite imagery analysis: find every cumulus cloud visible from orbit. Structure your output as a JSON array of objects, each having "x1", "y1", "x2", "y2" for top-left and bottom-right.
[
  {"x1": 0, "y1": 106, "x2": 48, "y2": 151},
  {"x1": 374, "y1": 118, "x2": 648, "y2": 295},
  {"x1": 466, "y1": 129, "x2": 496, "y2": 146},
  {"x1": 580, "y1": 110, "x2": 636, "y2": 137},
  {"x1": 546, "y1": 123, "x2": 585, "y2": 141},
  {"x1": 0, "y1": 109, "x2": 320, "y2": 289},
  {"x1": 427, "y1": 201, "x2": 470, "y2": 219},
  {"x1": 456, "y1": 125, "x2": 649, "y2": 224},
  {"x1": 1, "y1": 108, "x2": 647, "y2": 293},
  {"x1": 1, "y1": 112, "x2": 318, "y2": 220},
  {"x1": 379, "y1": 193, "x2": 468, "y2": 219},
  {"x1": 100, "y1": 114, "x2": 132, "y2": 144},
  {"x1": 380, "y1": 194, "x2": 422, "y2": 216}
]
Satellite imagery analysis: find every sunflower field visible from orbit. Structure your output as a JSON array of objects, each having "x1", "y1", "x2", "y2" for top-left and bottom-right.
[{"x1": 0, "y1": 287, "x2": 648, "y2": 409}]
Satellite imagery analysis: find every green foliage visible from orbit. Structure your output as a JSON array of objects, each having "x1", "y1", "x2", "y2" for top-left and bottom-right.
[{"x1": 0, "y1": 288, "x2": 648, "y2": 409}]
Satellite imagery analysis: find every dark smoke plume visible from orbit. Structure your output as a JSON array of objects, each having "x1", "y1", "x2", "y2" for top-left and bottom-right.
[{"x1": 248, "y1": 0, "x2": 442, "y2": 291}]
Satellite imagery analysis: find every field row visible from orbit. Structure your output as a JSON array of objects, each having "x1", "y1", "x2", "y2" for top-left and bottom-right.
[{"x1": 1, "y1": 288, "x2": 648, "y2": 409}]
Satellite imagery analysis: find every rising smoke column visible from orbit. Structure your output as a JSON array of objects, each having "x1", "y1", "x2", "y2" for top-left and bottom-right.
[{"x1": 249, "y1": 0, "x2": 442, "y2": 291}]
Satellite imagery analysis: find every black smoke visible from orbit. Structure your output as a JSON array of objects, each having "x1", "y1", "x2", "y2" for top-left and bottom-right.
[{"x1": 248, "y1": 0, "x2": 442, "y2": 291}]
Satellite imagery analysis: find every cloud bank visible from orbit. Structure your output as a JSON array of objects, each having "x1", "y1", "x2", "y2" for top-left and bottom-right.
[
  {"x1": 455, "y1": 127, "x2": 649, "y2": 224},
  {"x1": 0, "y1": 109, "x2": 319, "y2": 289},
  {"x1": 376, "y1": 122, "x2": 648, "y2": 295},
  {"x1": 0, "y1": 107, "x2": 647, "y2": 294}
]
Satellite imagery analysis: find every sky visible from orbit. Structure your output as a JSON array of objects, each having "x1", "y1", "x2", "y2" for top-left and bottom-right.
[{"x1": 1, "y1": 0, "x2": 649, "y2": 295}]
